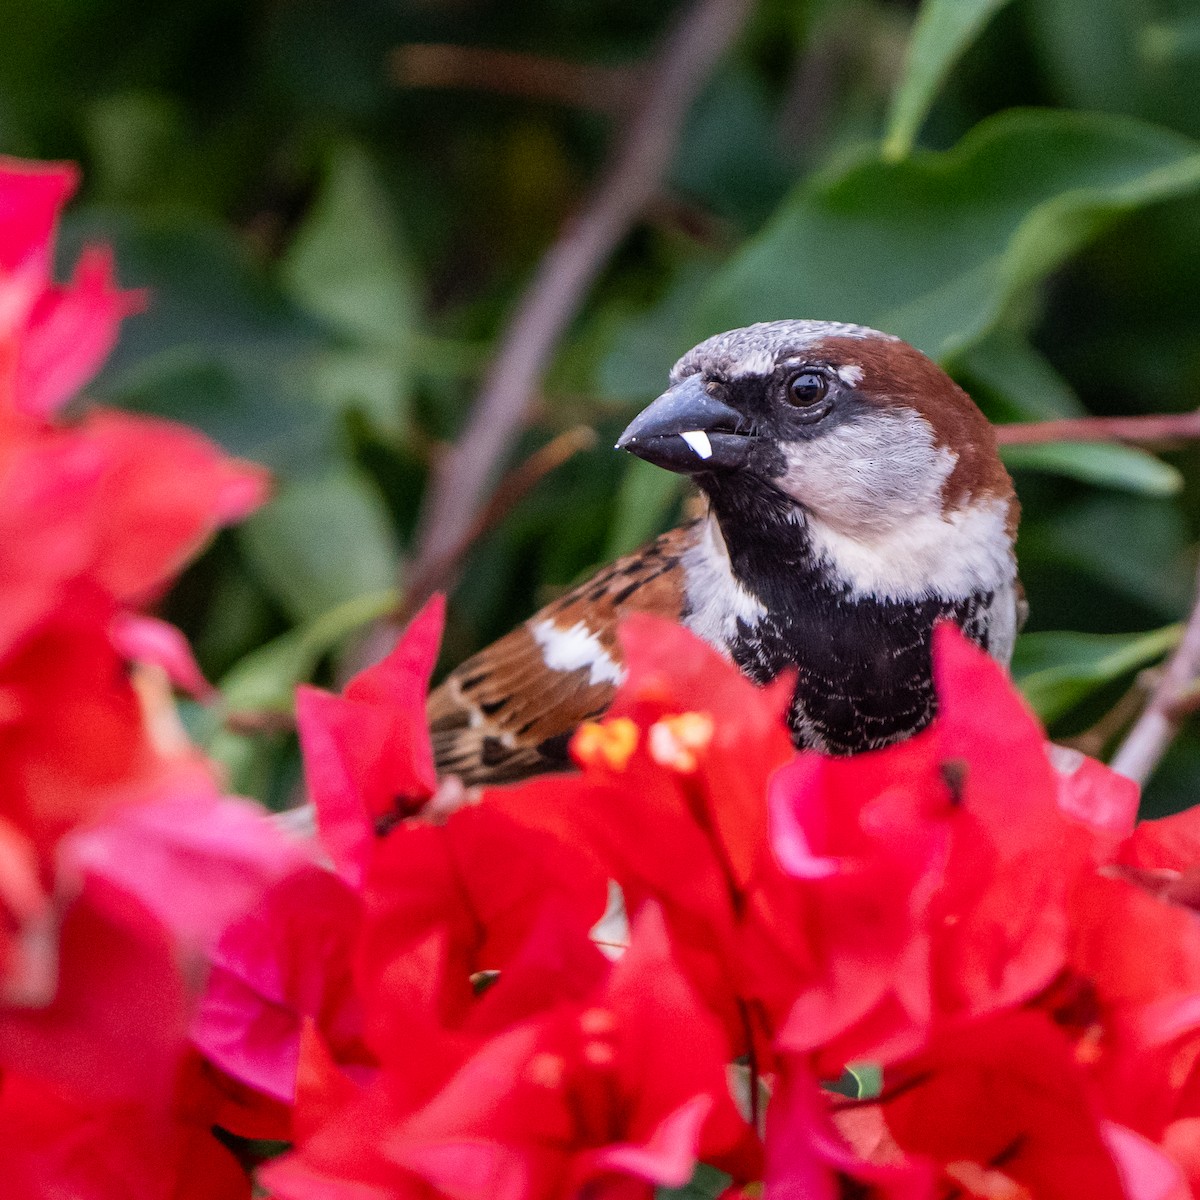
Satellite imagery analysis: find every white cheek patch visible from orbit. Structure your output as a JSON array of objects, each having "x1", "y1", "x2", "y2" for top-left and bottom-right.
[
  {"x1": 680, "y1": 429, "x2": 713, "y2": 460},
  {"x1": 777, "y1": 414, "x2": 956, "y2": 535},
  {"x1": 530, "y1": 619, "x2": 626, "y2": 686},
  {"x1": 804, "y1": 500, "x2": 1016, "y2": 601},
  {"x1": 772, "y1": 406, "x2": 1017, "y2": 601},
  {"x1": 836, "y1": 364, "x2": 864, "y2": 386}
]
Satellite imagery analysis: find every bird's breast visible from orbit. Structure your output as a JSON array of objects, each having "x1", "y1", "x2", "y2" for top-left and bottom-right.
[{"x1": 725, "y1": 585, "x2": 1003, "y2": 755}]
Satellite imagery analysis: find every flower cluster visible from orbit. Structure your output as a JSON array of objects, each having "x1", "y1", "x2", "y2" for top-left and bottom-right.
[
  {"x1": 0, "y1": 158, "x2": 310, "y2": 1197},
  {"x1": 6, "y1": 154, "x2": 1200, "y2": 1200},
  {"x1": 195, "y1": 599, "x2": 1200, "y2": 1200}
]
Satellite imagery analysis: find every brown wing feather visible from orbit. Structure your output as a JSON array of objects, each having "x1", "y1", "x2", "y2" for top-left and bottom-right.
[{"x1": 427, "y1": 525, "x2": 695, "y2": 785}]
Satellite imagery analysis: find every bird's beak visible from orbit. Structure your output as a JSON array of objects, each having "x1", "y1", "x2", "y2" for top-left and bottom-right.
[{"x1": 616, "y1": 374, "x2": 752, "y2": 474}]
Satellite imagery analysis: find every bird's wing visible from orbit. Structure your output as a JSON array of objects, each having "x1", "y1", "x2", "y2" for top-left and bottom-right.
[{"x1": 427, "y1": 525, "x2": 693, "y2": 785}]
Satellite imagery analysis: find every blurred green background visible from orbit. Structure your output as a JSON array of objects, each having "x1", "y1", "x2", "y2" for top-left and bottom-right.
[{"x1": 5, "y1": 0, "x2": 1200, "y2": 812}]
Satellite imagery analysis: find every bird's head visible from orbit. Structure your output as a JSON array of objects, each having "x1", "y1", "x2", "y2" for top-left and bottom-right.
[{"x1": 617, "y1": 320, "x2": 1016, "y2": 554}]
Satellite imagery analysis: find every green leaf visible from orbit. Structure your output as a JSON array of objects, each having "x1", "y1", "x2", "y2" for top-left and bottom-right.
[
  {"x1": 238, "y1": 468, "x2": 401, "y2": 625},
  {"x1": 671, "y1": 67, "x2": 792, "y2": 225},
  {"x1": 1027, "y1": 1, "x2": 1200, "y2": 143},
  {"x1": 84, "y1": 91, "x2": 186, "y2": 202},
  {"x1": 1022, "y1": 494, "x2": 1194, "y2": 617},
  {"x1": 281, "y1": 143, "x2": 416, "y2": 351},
  {"x1": 597, "y1": 259, "x2": 719, "y2": 402},
  {"x1": 955, "y1": 329, "x2": 1085, "y2": 421},
  {"x1": 697, "y1": 110, "x2": 1200, "y2": 362},
  {"x1": 883, "y1": 0, "x2": 1015, "y2": 160},
  {"x1": 218, "y1": 589, "x2": 399, "y2": 715},
  {"x1": 603, "y1": 459, "x2": 685, "y2": 560},
  {"x1": 309, "y1": 348, "x2": 409, "y2": 438},
  {"x1": 846, "y1": 1062, "x2": 884, "y2": 1100},
  {"x1": 209, "y1": 589, "x2": 397, "y2": 797},
  {"x1": 1001, "y1": 441, "x2": 1183, "y2": 496},
  {"x1": 1013, "y1": 625, "x2": 1181, "y2": 723},
  {"x1": 656, "y1": 1163, "x2": 731, "y2": 1200},
  {"x1": 67, "y1": 210, "x2": 337, "y2": 476}
]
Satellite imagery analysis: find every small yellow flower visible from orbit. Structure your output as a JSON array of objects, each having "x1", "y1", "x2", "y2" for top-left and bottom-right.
[
  {"x1": 573, "y1": 717, "x2": 639, "y2": 771},
  {"x1": 647, "y1": 711, "x2": 715, "y2": 773}
]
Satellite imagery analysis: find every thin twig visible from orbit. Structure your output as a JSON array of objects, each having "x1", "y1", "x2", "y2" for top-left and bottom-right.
[
  {"x1": 406, "y1": 0, "x2": 753, "y2": 609},
  {"x1": 1167, "y1": 679, "x2": 1200, "y2": 720},
  {"x1": 1110, "y1": 557, "x2": 1200, "y2": 784},
  {"x1": 1061, "y1": 677, "x2": 1151, "y2": 759},
  {"x1": 391, "y1": 44, "x2": 641, "y2": 115},
  {"x1": 223, "y1": 709, "x2": 297, "y2": 736},
  {"x1": 995, "y1": 410, "x2": 1200, "y2": 446}
]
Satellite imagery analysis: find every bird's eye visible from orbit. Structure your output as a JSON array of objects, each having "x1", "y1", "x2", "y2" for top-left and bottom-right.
[{"x1": 787, "y1": 370, "x2": 828, "y2": 406}]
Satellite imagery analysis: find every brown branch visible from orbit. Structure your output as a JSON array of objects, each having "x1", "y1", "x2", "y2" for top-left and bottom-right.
[
  {"x1": 395, "y1": 425, "x2": 596, "y2": 626},
  {"x1": 405, "y1": 0, "x2": 753, "y2": 613},
  {"x1": 391, "y1": 44, "x2": 641, "y2": 115},
  {"x1": 1110, "y1": 558, "x2": 1200, "y2": 784},
  {"x1": 1166, "y1": 678, "x2": 1200, "y2": 720},
  {"x1": 995, "y1": 410, "x2": 1200, "y2": 446},
  {"x1": 223, "y1": 709, "x2": 296, "y2": 736}
]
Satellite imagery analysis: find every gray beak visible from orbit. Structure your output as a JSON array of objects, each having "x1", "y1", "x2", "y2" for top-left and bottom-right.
[{"x1": 616, "y1": 375, "x2": 752, "y2": 474}]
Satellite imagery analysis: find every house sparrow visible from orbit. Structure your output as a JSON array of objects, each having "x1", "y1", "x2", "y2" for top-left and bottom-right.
[{"x1": 428, "y1": 320, "x2": 1022, "y2": 784}]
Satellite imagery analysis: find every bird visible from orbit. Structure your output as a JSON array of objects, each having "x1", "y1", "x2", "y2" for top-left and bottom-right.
[{"x1": 427, "y1": 319, "x2": 1022, "y2": 785}]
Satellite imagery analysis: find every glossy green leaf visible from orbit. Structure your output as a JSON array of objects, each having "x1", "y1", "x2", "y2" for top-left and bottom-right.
[
  {"x1": 603, "y1": 458, "x2": 685, "y2": 559},
  {"x1": 597, "y1": 259, "x2": 718, "y2": 402},
  {"x1": 238, "y1": 468, "x2": 401, "y2": 625},
  {"x1": 309, "y1": 348, "x2": 409, "y2": 438},
  {"x1": 281, "y1": 143, "x2": 416, "y2": 351},
  {"x1": 1027, "y1": 0, "x2": 1200, "y2": 142},
  {"x1": 846, "y1": 1062, "x2": 884, "y2": 1100},
  {"x1": 1022, "y1": 494, "x2": 1194, "y2": 617},
  {"x1": 1013, "y1": 624, "x2": 1181, "y2": 722},
  {"x1": 217, "y1": 589, "x2": 399, "y2": 715},
  {"x1": 698, "y1": 110, "x2": 1200, "y2": 362},
  {"x1": 1001, "y1": 441, "x2": 1183, "y2": 496},
  {"x1": 84, "y1": 91, "x2": 186, "y2": 203},
  {"x1": 883, "y1": 0, "x2": 1015, "y2": 160},
  {"x1": 208, "y1": 589, "x2": 398, "y2": 796},
  {"x1": 656, "y1": 1164, "x2": 731, "y2": 1200},
  {"x1": 956, "y1": 329, "x2": 1085, "y2": 421},
  {"x1": 69, "y1": 211, "x2": 336, "y2": 475}
]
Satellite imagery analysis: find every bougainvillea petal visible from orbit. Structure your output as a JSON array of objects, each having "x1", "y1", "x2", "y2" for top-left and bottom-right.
[
  {"x1": 1050, "y1": 745, "x2": 1140, "y2": 838},
  {"x1": 612, "y1": 614, "x2": 793, "y2": 890},
  {"x1": 360, "y1": 804, "x2": 608, "y2": 1040},
  {"x1": 61, "y1": 777, "x2": 311, "y2": 956},
  {"x1": 298, "y1": 596, "x2": 446, "y2": 885},
  {"x1": 385, "y1": 1137, "x2": 535, "y2": 1200},
  {"x1": 347, "y1": 594, "x2": 445, "y2": 712},
  {"x1": 76, "y1": 411, "x2": 270, "y2": 603},
  {"x1": 590, "y1": 1095, "x2": 713, "y2": 1188},
  {"x1": 14, "y1": 246, "x2": 145, "y2": 420},
  {"x1": 110, "y1": 612, "x2": 217, "y2": 699},
  {"x1": 0, "y1": 1071, "x2": 253, "y2": 1200},
  {"x1": 763, "y1": 1064, "x2": 932, "y2": 1200},
  {"x1": 0, "y1": 878, "x2": 187, "y2": 1101},
  {"x1": 881, "y1": 1011, "x2": 1126, "y2": 1200},
  {"x1": 1102, "y1": 1122, "x2": 1190, "y2": 1200},
  {"x1": 293, "y1": 1019, "x2": 365, "y2": 1145},
  {"x1": 192, "y1": 866, "x2": 365, "y2": 1103},
  {"x1": 0, "y1": 158, "x2": 77, "y2": 321},
  {"x1": 0, "y1": 587, "x2": 160, "y2": 854},
  {"x1": 294, "y1": 686, "x2": 381, "y2": 887},
  {"x1": 0, "y1": 816, "x2": 53, "y2": 1006}
]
